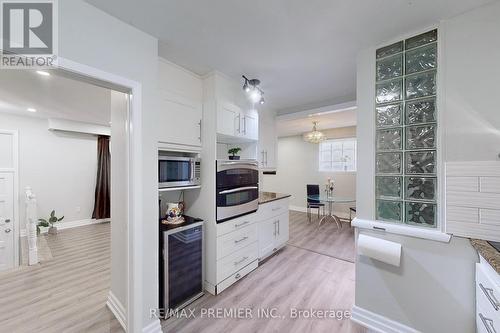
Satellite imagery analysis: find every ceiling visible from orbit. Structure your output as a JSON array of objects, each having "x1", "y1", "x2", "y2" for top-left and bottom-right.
[
  {"x1": 277, "y1": 109, "x2": 356, "y2": 137},
  {"x1": 85, "y1": 0, "x2": 494, "y2": 113},
  {"x1": 0, "y1": 70, "x2": 112, "y2": 125}
]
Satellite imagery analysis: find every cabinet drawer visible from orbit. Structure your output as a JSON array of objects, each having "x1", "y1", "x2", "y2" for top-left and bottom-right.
[
  {"x1": 216, "y1": 213, "x2": 258, "y2": 237},
  {"x1": 257, "y1": 198, "x2": 289, "y2": 221},
  {"x1": 217, "y1": 259, "x2": 258, "y2": 294},
  {"x1": 477, "y1": 263, "x2": 500, "y2": 314},
  {"x1": 216, "y1": 241, "x2": 258, "y2": 283},
  {"x1": 217, "y1": 224, "x2": 257, "y2": 260}
]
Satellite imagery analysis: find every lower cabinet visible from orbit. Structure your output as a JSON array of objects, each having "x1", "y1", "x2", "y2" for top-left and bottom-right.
[
  {"x1": 476, "y1": 257, "x2": 500, "y2": 333},
  {"x1": 257, "y1": 198, "x2": 290, "y2": 261},
  {"x1": 212, "y1": 197, "x2": 289, "y2": 294},
  {"x1": 258, "y1": 212, "x2": 289, "y2": 260}
]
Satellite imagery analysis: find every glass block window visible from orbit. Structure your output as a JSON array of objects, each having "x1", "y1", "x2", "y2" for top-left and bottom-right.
[
  {"x1": 375, "y1": 29, "x2": 438, "y2": 228},
  {"x1": 319, "y1": 138, "x2": 357, "y2": 172}
]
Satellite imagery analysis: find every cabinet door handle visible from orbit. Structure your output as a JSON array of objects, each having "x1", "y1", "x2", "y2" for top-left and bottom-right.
[
  {"x1": 5, "y1": 219, "x2": 10, "y2": 223},
  {"x1": 234, "y1": 236, "x2": 248, "y2": 244},
  {"x1": 265, "y1": 151, "x2": 268, "y2": 166},
  {"x1": 235, "y1": 273, "x2": 241, "y2": 279},
  {"x1": 480, "y1": 283, "x2": 500, "y2": 311},
  {"x1": 479, "y1": 313, "x2": 497, "y2": 333},
  {"x1": 234, "y1": 221, "x2": 250, "y2": 228},
  {"x1": 243, "y1": 116, "x2": 247, "y2": 135},
  {"x1": 277, "y1": 220, "x2": 280, "y2": 235},
  {"x1": 236, "y1": 114, "x2": 241, "y2": 134},
  {"x1": 273, "y1": 221, "x2": 277, "y2": 236},
  {"x1": 234, "y1": 256, "x2": 249, "y2": 266},
  {"x1": 261, "y1": 151, "x2": 265, "y2": 166},
  {"x1": 5, "y1": 228, "x2": 11, "y2": 233}
]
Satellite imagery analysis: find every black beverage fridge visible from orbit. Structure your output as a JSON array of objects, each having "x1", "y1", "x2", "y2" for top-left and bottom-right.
[{"x1": 159, "y1": 216, "x2": 204, "y2": 316}]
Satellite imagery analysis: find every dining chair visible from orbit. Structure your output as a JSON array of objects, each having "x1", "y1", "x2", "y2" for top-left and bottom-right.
[{"x1": 306, "y1": 184, "x2": 324, "y2": 222}]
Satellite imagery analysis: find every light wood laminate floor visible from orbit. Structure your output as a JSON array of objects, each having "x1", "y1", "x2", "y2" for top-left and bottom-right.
[
  {"x1": 162, "y1": 211, "x2": 364, "y2": 333},
  {"x1": 288, "y1": 210, "x2": 356, "y2": 263},
  {"x1": 0, "y1": 222, "x2": 123, "y2": 333}
]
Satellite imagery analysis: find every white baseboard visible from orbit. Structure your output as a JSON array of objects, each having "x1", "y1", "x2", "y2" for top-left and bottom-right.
[
  {"x1": 351, "y1": 306, "x2": 420, "y2": 333},
  {"x1": 289, "y1": 205, "x2": 308, "y2": 213},
  {"x1": 289, "y1": 205, "x2": 350, "y2": 219},
  {"x1": 142, "y1": 318, "x2": 162, "y2": 333},
  {"x1": 20, "y1": 218, "x2": 110, "y2": 237},
  {"x1": 107, "y1": 291, "x2": 127, "y2": 331}
]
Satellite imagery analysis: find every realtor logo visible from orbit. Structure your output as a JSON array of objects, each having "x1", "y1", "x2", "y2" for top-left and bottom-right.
[{"x1": 1, "y1": 0, "x2": 58, "y2": 68}]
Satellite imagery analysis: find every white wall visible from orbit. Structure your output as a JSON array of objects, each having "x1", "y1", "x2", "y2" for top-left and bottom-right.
[
  {"x1": 59, "y1": 1, "x2": 159, "y2": 331},
  {"x1": 0, "y1": 113, "x2": 98, "y2": 229},
  {"x1": 263, "y1": 126, "x2": 356, "y2": 217},
  {"x1": 442, "y1": 3, "x2": 500, "y2": 162},
  {"x1": 355, "y1": 2, "x2": 500, "y2": 332}
]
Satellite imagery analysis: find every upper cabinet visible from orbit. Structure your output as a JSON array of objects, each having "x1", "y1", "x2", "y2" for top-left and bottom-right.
[
  {"x1": 217, "y1": 101, "x2": 258, "y2": 142},
  {"x1": 156, "y1": 58, "x2": 203, "y2": 148},
  {"x1": 258, "y1": 111, "x2": 277, "y2": 170},
  {"x1": 157, "y1": 90, "x2": 202, "y2": 147}
]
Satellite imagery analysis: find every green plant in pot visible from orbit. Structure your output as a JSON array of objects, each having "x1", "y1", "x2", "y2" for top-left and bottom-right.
[
  {"x1": 38, "y1": 210, "x2": 64, "y2": 235},
  {"x1": 228, "y1": 147, "x2": 242, "y2": 160}
]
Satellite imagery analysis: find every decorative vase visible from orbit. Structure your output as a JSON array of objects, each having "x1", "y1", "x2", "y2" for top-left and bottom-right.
[
  {"x1": 48, "y1": 226, "x2": 58, "y2": 235},
  {"x1": 229, "y1": 155, "x2": 240, "y2": 160}
]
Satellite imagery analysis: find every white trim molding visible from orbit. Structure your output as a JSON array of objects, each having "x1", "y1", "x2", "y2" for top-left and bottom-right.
[
  {"x1": 351, "y1": 306, "x2": 420, "y2": 333},
  {"x1": 289, "y1": 205, "x2": 350, "y2": 219},
  {"x1": 56, "y1": 57, "x2": 142, "y2": 333},
  {"x1": 107, "y1": 291, "x2": 127, "y2": 331},
  {"x1": 19, "y1": 218, "x2": 110, "y2": 237},
  {"x1": 142, "y1": 319, "x2": 162, "y2": 333},
  {"x1": 352, "y1": 218, "x2": 451, "y2": 243}
]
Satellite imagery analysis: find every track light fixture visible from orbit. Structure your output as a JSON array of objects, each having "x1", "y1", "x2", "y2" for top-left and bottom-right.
[{"x1": 242, "y1": 75, "x2": 265, "y2": 105}]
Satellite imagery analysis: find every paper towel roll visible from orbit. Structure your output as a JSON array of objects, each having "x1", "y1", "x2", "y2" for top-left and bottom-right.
[{"x1": 357, "y1": 234, "x2": 401, "y2": 267}]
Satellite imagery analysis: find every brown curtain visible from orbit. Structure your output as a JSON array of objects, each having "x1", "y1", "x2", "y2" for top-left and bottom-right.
[{"x1": 92, "y1": 135, "x2": 110, "y2": 219}]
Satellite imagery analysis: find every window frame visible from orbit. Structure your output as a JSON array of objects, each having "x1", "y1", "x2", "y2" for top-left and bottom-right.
[{"x1": 318, "y1": 137, "x2": 357, "y2": 173}]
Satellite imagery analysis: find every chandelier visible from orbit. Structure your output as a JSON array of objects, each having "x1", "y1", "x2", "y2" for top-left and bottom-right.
[{"x1": 303, "y1": 121, "x2": 326, "y2": 143}]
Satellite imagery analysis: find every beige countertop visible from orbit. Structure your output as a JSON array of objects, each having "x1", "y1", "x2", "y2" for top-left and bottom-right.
[
  {"x1": 258, "y1": 191, "x2": 291, "y2": 205},
  {"x1": 470, "y1": 239, "x2": 500, "y2": 274}
]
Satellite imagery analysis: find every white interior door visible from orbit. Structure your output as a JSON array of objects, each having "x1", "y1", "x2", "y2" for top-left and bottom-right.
[{"x1": 0, "y1": 173, "x2": 14, "y2": 271}]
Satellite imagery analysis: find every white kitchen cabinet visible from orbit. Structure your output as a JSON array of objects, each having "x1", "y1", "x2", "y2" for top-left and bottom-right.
[
  {"x1": 217, "y1": 102, "x2": 239, "y2": 137},
  {"x1": 257, "y1": 198, "x2": 290, "y2": 260},
  {"x1": 476, "y1": 256, "x2": 500, "y2": 333},
  {"x1": 258, "y1": 114, "x2": 277, "y2": 169},
  {"x1": 241, "y1": 111, "x2": 258, "y2": 141},
  {"x1": 157, "y1": 90, "x2": 202, "y2": 147},
  {"x1": 258, "y1": 218, "x2": 276, "y2": 259},
  {"x1": 157, "y1": 58, "x2": 203, "y2": 147},
  {"x1": 217, "y1": 101, "x2": 258, "y2": 141},
  {"x1": 275, "y1": 212, "x2": 289, "y2": 247}
]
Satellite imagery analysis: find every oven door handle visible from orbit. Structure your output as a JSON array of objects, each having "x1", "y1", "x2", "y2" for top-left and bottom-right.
[
  {"x1": 219, "y1": 162, "x2": 258, "y2": 167},
  {"x1": 218, "y1": 186, "x2": 258, "y2": 195}
]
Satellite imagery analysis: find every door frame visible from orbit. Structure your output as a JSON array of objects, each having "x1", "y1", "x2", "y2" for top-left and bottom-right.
[
  {"x1": 57, "y1": 57, "x2": 142, "y2": 333},
  {"x1": 0, "y1": 130, "x2": 19, "y2": 270}
]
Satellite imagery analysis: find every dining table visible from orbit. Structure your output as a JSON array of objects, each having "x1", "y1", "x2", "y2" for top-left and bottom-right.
[{"x1": 307, "y1": 194, "x2": 356, "y2": 229}]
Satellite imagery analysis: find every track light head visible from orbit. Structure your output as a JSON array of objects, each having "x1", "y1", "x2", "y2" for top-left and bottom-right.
[{"x1": 242, "y1": 75, "x2": 265, "y2": 105}]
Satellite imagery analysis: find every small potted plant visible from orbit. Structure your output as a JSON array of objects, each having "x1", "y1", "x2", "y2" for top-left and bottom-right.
[
  {"x1": 228, "y1": 147, "x2": 242, "y2": 160},
  {"x1": 38, "y1": 210, "x2": 64, "y2": 235}
]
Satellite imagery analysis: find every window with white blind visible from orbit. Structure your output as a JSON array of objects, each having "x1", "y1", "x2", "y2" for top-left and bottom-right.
[{"x1": 319, "y1": 138, "x2": 357, "y2": 172}]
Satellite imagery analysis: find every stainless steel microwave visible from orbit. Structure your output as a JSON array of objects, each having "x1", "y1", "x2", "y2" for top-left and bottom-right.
[{"x1": 159, "y1": 156, "x2": 201, "y2": 188}]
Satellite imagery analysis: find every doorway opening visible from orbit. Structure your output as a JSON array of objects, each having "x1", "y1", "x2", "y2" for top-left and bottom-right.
[{"x1": 0, "y1": 67, "x2": 133, "y2": 332}]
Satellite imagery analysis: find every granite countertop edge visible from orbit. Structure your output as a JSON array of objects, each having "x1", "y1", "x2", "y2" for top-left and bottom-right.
[
  {"x1": 258, "y1": 191, "x2": 291, "y2": 205},
  {"x1": 470, "y1": 238, "x2": 500, "y2": 274}
]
